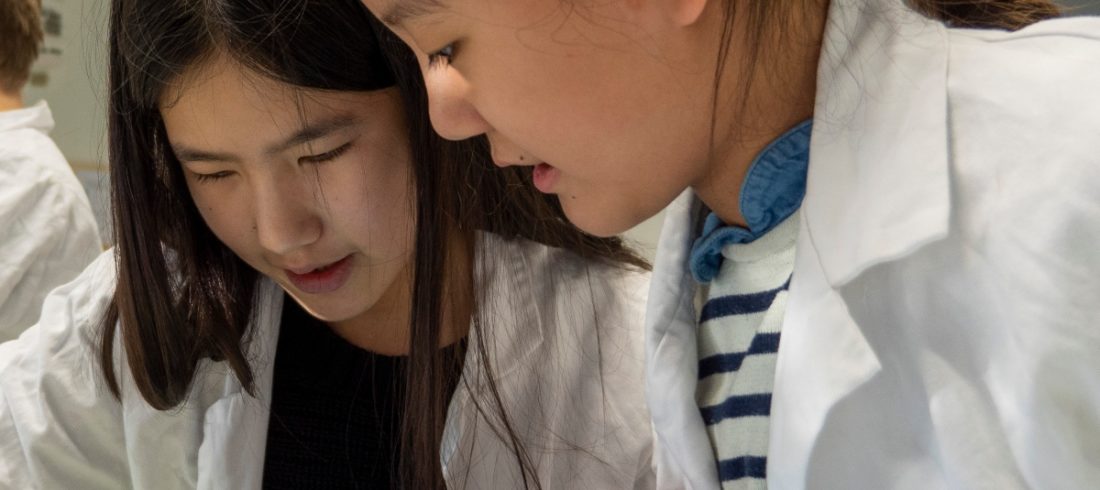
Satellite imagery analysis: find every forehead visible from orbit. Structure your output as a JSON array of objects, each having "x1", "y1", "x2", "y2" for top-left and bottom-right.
[
  {"x1": 370, "y1": 0, "x2": 592, "y2": 33},
  {"x1": 162, "y1": 58, "x2": 308, "y2": 132},
  {"x1": 373, "y1": 0, "x2": 446, "y2": 27},
  {"x1": 160, "y1": 56, "x2": 392, "y2": 149},
  {"x1": 161, "y1": 54, "x2": 289, "y2": 113}
]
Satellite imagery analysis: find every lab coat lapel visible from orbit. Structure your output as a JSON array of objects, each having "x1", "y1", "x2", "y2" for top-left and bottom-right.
[
  {"x1": 645, "y1": 190, "x2": 721, "y2": 489},
  {"x1": 805, "y1": 0, "x2": 951, "y2": 287},
  {"x1": 769, "y1": 0, "x2": 952, "y2": 487},
  {"x1": 196, "y1": 280, "x2": 283, "y2": 490}
]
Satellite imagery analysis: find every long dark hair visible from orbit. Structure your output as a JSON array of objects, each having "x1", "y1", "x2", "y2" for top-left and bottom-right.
[
  {"x1": 908, "y1": 0, "x2": 1060, "y2": 29},
  {"x1": 103, "y1": 0, "x2": 645, "y2": 488}
]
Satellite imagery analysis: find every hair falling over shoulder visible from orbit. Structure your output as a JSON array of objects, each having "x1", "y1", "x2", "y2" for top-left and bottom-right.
[
  {"x1": 102, "y1": 0, "x2": 645, "y2": 488},
  {"x1": 908, "y1": 0, "x2": 1060, "y2": 30}
]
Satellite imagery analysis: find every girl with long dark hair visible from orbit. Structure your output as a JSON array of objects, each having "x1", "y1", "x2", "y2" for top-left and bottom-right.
[
  {"x1": 0, "y1": 0, "x2": 654, "y2": 488},
  {"x1": 358, "y1": 0, "x2": 1100, "y2": 487}
]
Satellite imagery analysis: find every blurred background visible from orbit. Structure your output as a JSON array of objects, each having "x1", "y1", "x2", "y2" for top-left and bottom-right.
[{"x1": 26, "y1": 0, "x2": 1100, "y2": 258}]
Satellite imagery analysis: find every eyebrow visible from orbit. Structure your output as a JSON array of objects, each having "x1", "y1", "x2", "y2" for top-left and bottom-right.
[
  {"x1": 173, "y1": 114, "x2": 360, "y2": 164},
  {"x1": 380, "y1": 0, "x2": 445, "y2": 27}
]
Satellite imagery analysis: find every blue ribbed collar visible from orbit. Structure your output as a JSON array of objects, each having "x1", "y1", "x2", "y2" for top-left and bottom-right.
[{"x1": 689, "y1": 120, "x2": 812, "y2": 283}]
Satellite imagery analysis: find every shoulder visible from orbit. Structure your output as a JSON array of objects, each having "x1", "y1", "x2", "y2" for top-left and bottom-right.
[
  {"x1": 473, "y1": 231, "x2": 650, "y2": 407},
  {"x1": 467, "y1": 233, "x2": 654, "y2": 486},
  {"x1": 476, "y1": 232, "x2": 650, "y2": 326},
  {"x1": 1, "y1": 250, "x2": 117, "y2": 357},
  {"x1": 0, "y1": 125, "x2": 72, "y2": 179},
  {"x1": 929, "y1": 21, "x2": 1100, "y2": 332},
  {"x1": 0, "y1": 130, "x2": 95, "y2": 223},
  {"x1": 945, "y1": 17, "x2": 1100, "y2": 145},
  {"x1": 942, "y1": 19, "x2": 1100, "y2": 234},
  {"x1": 0, "y1": 251, "x2": 126, "y2": 486},
  {"x1": 1, "y1": 250, "x2": 118, "y2": 396}
]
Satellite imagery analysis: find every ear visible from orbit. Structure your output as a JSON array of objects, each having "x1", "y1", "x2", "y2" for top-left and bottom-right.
[
  {"x1": 623, "y1": 0, "x2": 709, "y2": 27},
  {"x1": 662, "y1": 0, "x2": 709, "y2": 27}
]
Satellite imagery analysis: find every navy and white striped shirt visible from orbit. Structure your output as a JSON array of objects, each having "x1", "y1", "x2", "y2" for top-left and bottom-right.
[
  {"x1": 695, "y1": 213, "x2": 798, "y2": 489},
  {"x1": 688, "y1": 120, "x2": 810, "y2": 488}
]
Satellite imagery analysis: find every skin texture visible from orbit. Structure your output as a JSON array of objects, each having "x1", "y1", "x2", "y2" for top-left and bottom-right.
[
  {"x1": 161, "y1": 54, "x2": 418, "y2": 354},
  {"x1": 0, "y1": 90, "x2": 22, "y2": 111},
  {"x1": 364, "y1": 0, "x2": 825, "y2": 236}
]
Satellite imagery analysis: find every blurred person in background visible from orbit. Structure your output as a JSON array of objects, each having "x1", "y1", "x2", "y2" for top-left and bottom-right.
[{"x1": 0, "y1": 0, "x2": 100, "y2": 340}]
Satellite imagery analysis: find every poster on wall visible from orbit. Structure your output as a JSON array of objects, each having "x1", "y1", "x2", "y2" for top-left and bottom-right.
[{"x1": 28, "y1": 0, "x2": 66, "y2": 88}]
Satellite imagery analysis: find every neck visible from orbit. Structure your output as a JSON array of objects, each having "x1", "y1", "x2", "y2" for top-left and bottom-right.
[
  {"x1": 329, "y1": 228, "x2": 473, "y2": 356},
  {"x1": 692, "y1": 0, "x2": 829, "y2": 227},
  {"x1": 0, "y1": 90, "x2": 24, "y2": 112}
]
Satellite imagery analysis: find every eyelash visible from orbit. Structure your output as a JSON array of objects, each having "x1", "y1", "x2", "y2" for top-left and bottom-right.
[
  {"x1": 191, "y1": 142, "x2": 353, "y2": 183},
  {"x1": 427, "y1": 43, "x2": 456, "y2": 68},
  {"x1": 194, "y1": 170, "x2": 233, "y2": 183},
  {"x1": 298, "y1": 142, "x2": 353, "y2": 164}
]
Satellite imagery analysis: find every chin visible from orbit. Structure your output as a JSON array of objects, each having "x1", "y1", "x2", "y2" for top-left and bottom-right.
[
  {"x1": 286, "y1": 293, "x2": 366, "y2": 323},
  {"x1": 559, "y1": 197, "x2": 642, "y2": 238}
]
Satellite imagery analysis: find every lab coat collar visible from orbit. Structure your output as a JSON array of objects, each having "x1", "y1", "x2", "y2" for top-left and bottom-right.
[
  {"x1": 805, "y1": 0, "x2": 951, "y2": 287},
  {"x1": 0, "y1": 100, "x2": 54, "y2": 134},
  {"x1": 195, "y1": 278, "x2": 283, "y2": 490},
  {"x1": 645, "y1": 189, "x2": 721, "y2": 488},
  {"x1": 768, "y1": 1, "x2": 949, "y2": 487}
]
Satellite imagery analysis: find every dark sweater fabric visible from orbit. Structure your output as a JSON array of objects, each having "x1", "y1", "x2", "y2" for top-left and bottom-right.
[{"x1": 262, "y1": 299, "x2": 407, "y2": 489}]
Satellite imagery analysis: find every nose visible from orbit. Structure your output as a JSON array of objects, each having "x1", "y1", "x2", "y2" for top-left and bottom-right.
[
  {"x1": 486, "y1": 133, "x2": 533, "y2": 166},
  {"x1": 252, "y1": 174, "x2": 323, "y2": 256},
  {"x1": 422, "y1": 64, "x2": 490, "y2": 141}
]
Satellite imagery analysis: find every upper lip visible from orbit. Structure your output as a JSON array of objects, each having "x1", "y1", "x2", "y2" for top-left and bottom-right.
[
  {"x1": 281, "y1": 255, "x2": 348, "y2": 275},
  {"x1": 492, "y1": 159, "x2": 539, "y2": 168}
]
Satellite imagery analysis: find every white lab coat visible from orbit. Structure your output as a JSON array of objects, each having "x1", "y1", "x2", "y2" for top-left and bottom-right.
[
  {"x1": 0, "y1": 233, "x2": 654, "y2": 489},
  {"x1": 0, "y1": 101, "x2": 101, "y2": 340},
  {"x1": 645, "y1": 1, "x2": 1100, "y2": 488}
]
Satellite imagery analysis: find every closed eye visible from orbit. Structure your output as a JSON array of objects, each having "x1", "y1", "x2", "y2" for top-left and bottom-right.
[
  {"x1": 299, "y1": 142, "x2": 353, "y2": 165},
  {"x1": 192, "y1": 170, "x2": 236, "y2": 183}
]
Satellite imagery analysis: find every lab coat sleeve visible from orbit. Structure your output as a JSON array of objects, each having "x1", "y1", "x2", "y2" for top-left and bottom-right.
[
  {"x1": 0, "y1": 251, "x2": 130, "y2": 490},
  {"x1": 0, "y1": 151, "x2": 101, "y2": 339}
]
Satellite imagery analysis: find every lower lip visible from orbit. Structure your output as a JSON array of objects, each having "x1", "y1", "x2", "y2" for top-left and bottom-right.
[
  {"x1": 285, "y1": 255, "x2": 354, "y2": 295},
  {"x1": 532, "y1": 163, "x2": 560, "y2": 193}
]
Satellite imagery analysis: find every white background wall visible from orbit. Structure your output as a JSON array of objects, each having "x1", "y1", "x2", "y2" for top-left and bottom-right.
[
  {"x1": 25, "y1": 0, "x2": 108, "y2": 167},
  {"x1": 24, "y1": 0, "x2": 110, "y2": 240},
  {"x1": 25, "y1": 0, "x2": 1100, "y2": 254}
]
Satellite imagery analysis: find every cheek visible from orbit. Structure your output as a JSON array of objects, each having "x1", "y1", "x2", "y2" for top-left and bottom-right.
[
  {"x1": 326, "y1": 150, "x2": 416, "y2": 255},
  {"x1": 189, "y1": 185, "x2": 260, "y2": 262},
  {"x1": 473, "y1": 54, "x2": 643, "y2": 161}
]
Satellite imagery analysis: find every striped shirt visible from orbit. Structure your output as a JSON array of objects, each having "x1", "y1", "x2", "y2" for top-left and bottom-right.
[
  {"x1": 687, "y1": 120, "x2": 811, "y2": 488},
  {"x1": 695, "y1": 212, "x2": 799, "y2": 489}
]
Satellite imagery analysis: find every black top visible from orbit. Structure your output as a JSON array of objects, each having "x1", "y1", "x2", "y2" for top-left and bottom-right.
[{"x1": 262, "y1": 299, "x2": 407, "y2": 489}]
